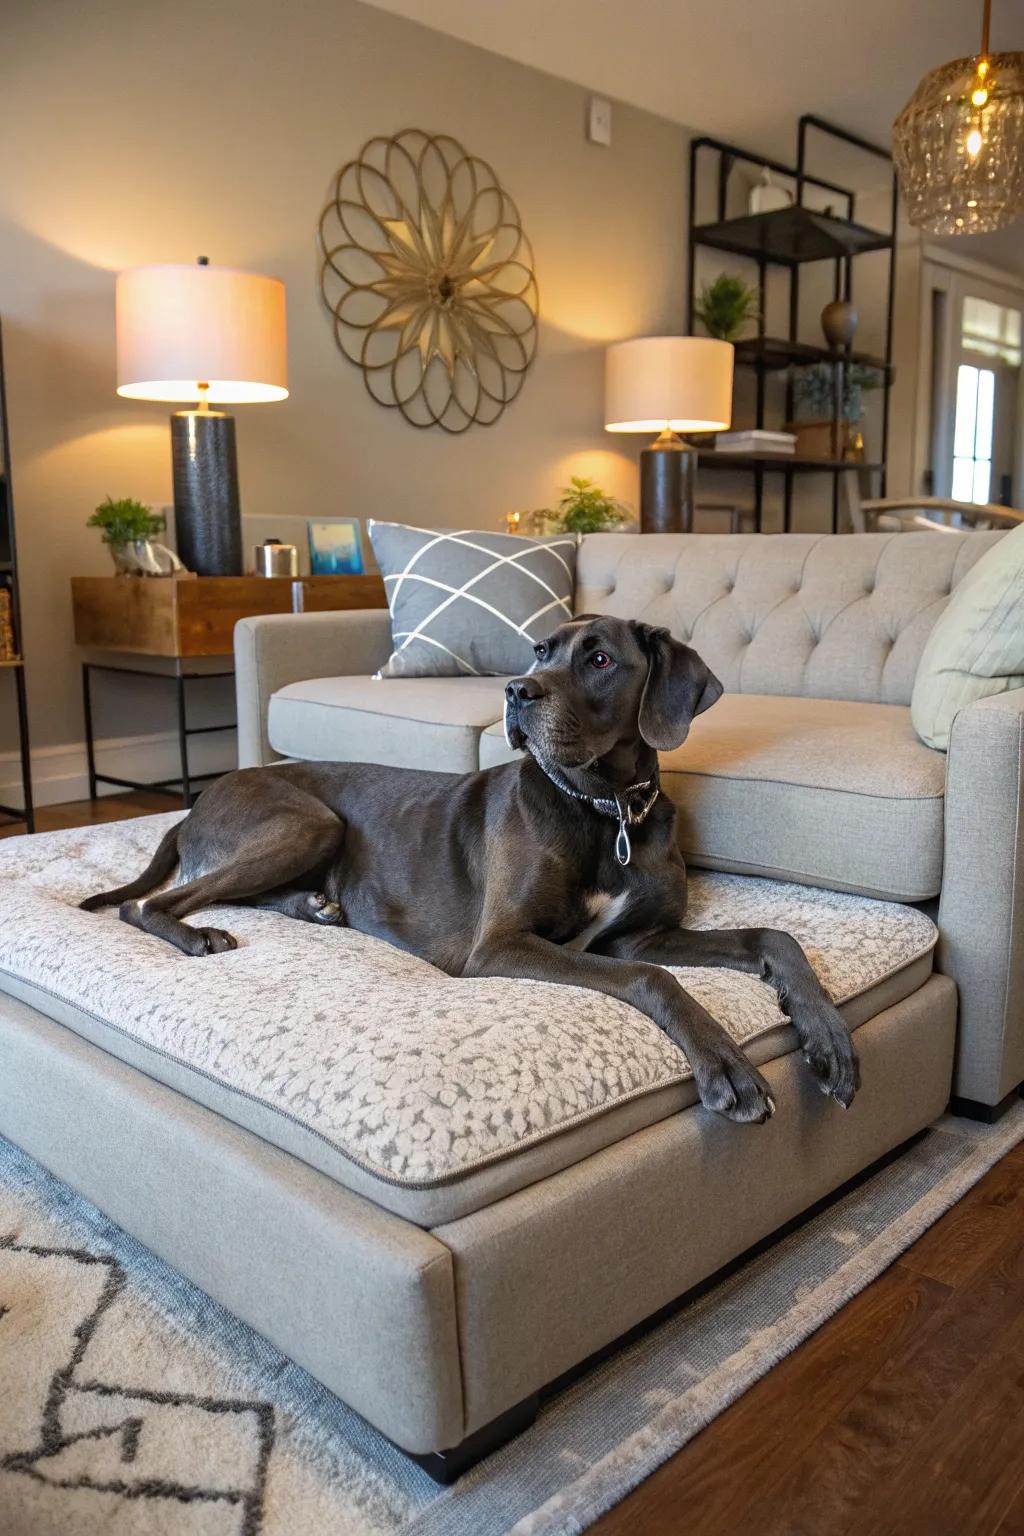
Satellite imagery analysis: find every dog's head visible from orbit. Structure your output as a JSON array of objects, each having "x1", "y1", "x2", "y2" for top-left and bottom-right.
[{"x1": 504, "y1": 616, "x2": 723, "y2": 769}]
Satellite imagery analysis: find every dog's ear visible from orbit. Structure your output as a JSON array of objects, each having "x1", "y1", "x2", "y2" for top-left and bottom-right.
[{"x1": 633, "y1": 624, "x2": 723, "y2": 751}]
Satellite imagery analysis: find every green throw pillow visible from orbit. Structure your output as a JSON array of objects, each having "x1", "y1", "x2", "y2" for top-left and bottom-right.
[{"x1": 911, "y1": 524, "x2": 1024, "y2": 751}]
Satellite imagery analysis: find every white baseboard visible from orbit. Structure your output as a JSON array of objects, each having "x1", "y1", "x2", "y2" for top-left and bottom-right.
[{"x1": 0, "y1": 729, "x2": 237, "y2": 809}]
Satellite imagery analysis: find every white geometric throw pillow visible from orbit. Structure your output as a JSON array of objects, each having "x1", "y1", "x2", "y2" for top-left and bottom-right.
[{"x1": 368, "y1": 520, "x2": 577, "y2": 678}]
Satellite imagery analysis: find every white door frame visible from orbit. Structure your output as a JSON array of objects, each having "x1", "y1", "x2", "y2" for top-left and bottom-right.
[{"x1": 913, "y1": 243, "x2": 1024, "y2": 503}]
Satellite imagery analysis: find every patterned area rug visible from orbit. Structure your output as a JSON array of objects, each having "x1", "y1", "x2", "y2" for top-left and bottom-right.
[{"x1": 3, "y1": 1109, "x2": 1023, "y2": 1536}]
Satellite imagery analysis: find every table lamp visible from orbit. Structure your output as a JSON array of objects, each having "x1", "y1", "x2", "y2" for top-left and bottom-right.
[
  {"x1": 605, "y1": 336, "x2": 733, "y2": 533},
  {"x1": 116, "y1": 258, "x2": 288, "y2": 575}
]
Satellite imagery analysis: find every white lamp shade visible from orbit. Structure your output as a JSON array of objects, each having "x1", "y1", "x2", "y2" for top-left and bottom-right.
[
  {"x1": 116, "y1": 263, "x2": 288, "y2": 404},
  {"x1": 605, "y1": 336, "x2": 733, "y2": 433}
]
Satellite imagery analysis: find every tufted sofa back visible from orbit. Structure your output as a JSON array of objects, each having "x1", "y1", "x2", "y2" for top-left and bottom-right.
[{"x1": 574, "y1": 530, "x2": 1005, "y2": 705}]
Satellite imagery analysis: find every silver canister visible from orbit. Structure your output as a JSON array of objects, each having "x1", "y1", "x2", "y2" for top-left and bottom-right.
[{"x1": 254, "y1": 539, "x2": 298, "y2": 577}]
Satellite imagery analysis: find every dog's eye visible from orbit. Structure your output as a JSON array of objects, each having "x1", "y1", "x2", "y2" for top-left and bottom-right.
[
  {"x1": 591, "y1": 651, "x2": 613, "y2": 670},
  {"x1": 534, "y1": 642, "x2": 548, "y2": 661}
]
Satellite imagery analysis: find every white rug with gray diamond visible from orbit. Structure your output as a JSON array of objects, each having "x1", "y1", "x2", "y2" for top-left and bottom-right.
[{"x1": 2, "y1": 1108, "x2": 1023, "y2": 1536}]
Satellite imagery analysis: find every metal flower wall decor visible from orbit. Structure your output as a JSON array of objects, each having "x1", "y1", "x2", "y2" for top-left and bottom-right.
[{"x1": 319, "y1": 130, "x2": 539, "y2": 432}]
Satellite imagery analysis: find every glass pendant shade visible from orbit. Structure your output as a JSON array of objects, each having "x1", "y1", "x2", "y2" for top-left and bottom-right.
[{"x1": 893, "y1": 48, "x2": 1024, "y2": 235}]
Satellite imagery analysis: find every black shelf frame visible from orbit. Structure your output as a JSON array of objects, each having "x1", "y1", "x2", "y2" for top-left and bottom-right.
[
  {"x1": 732, "y1": 336, "x2": 891, "y2": 376},
  {"x1": 687, "y1": 115, "x2": 898, "y2": 533},
  {"x1": 699, "y1": 452, "x2": 885, "y2": 474},
  {"x1": 0, "y1": 320, "x2": 34, "y2": 833}
]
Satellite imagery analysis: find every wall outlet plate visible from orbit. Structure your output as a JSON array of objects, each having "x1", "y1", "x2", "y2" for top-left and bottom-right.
[{"x1": 587, "y1": 96, "x2": 612, "y2": 147}]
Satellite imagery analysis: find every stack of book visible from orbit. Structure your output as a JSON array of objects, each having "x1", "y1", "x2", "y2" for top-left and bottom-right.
[{"x1": 713, "y1": 430, "x2": 797, "y2": 455}]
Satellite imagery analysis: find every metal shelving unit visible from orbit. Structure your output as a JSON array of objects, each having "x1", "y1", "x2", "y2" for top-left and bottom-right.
[
  {"x1": 687, "y1": 115, "x2": 898, "y2": 532},
  {"x1": 0, "y1": 320, "x2": 34, "y2": 832}
]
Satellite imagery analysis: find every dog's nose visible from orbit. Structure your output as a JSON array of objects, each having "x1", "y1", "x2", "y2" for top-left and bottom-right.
[{"x1": 506, "y1": 678, "x2": 544, "y2": 704}]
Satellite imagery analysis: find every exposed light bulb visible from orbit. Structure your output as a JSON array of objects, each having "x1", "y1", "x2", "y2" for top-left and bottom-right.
[{"x1": 892, "y1": 2, "x2": 1024, "y2": 236}]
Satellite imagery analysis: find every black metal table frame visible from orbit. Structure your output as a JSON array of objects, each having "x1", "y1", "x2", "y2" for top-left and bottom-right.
[
  {"x1": 0, "y1": 315, "x2": 35, "y2": 835},
  {"x1": 0, "y1": 661, "x2": 35, "y2": 832},
  {"x1": 82, "y1": 660, "x2": 236, "y2": 809}
]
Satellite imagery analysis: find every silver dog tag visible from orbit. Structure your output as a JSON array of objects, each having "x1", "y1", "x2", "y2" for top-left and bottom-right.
[{"x1": 615, "y1": 800, "x2": 632, "y2": 866}]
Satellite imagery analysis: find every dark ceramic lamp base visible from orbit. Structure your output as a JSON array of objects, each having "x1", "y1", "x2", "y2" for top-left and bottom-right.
[
  {"x1": 639, "y1": 430, "x2": 696, "y2": 534},
  {"x1": 170, "y1": 409, "x2": 243, "y2": 576}
]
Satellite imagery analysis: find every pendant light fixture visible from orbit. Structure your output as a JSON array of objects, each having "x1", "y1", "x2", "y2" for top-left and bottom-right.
[{"x1": 892, "y1": 0, "x2": 1024, "y2": 235}]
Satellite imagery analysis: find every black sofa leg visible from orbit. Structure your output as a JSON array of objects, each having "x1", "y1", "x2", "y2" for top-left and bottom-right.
[
  {"x1": 948, "y1": 1085, "x2": 1022, "y2": 1123},
  {"x1": 410, "y1": 1394, "x2": 540, "y2": 1485}
]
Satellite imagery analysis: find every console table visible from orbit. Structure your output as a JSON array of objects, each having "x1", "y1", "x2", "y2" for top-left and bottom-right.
[{"x1": 71, "y1": 573, "x2": 385, "y2": 805}]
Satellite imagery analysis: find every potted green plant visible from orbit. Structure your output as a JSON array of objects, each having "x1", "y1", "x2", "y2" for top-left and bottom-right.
[
  {"x1": 87, "y1": 497, "x2": 183, "y2": 575},
  {"x1": 788, "y1": 364, "x2": 882, "y2": 459},
  {"x1": 507, "y1": 478, "x2": 629, "y2": 537},
  {"x1": 694, "y1": 273, "x2": 760, "y2": 342},
  {"x1": 553, "y1": 477, "x2": 628, "y2": 534}
]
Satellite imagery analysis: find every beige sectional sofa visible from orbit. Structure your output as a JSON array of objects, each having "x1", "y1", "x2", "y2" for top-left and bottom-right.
[
  {"x1": 238, "y1": 529, "x2": 1022, "y2": 1113},
  {"x1": 0, "y1": 528, "x2": 1019, "y2": 1479}
]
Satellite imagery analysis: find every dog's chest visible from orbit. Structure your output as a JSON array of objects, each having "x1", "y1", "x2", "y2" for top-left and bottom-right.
[{"x1": 563, "y1": 890, "x2": 630, "y2": 952}]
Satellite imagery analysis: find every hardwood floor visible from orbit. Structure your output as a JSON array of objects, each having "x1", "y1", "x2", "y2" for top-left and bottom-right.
[
  {"x1": 594, "y1": 1142, "x2": 1024, "y2": 1536},
  {"x1": 4, "y1": 794, "x2": 1024, "y2": 1533},
  {"x1": 0, "y1": 790, "x2": 173, "y2": 838}
]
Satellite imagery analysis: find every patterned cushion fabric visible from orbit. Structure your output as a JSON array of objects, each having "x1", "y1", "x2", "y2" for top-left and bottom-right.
[
  {"x1": 368, "y1": 520, "x2": 576, "y2": 678},
  {"x1": 0, "y1": 813, "x2": 937, "y2": 1225}
]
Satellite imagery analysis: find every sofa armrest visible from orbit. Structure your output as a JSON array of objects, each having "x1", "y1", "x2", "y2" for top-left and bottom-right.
[
  {"x1": 234, "y1": 609, "x2": 393, "y2": 767},
  {"x1": 938, "y1": 688, "x2": 1024, "y2": 1107}
]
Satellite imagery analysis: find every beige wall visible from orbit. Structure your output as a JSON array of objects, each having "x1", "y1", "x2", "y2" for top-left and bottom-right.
[
  {"x1": 0, "y1": 0, "x2": 935, "y2": 799},
  {"x1": 0, "y1": 0, "x2": 689, "y2": 784}
]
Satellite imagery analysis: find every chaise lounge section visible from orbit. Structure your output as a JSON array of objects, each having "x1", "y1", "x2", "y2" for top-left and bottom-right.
[{"x1": 0, "y1": 812, "x2": 952, "y2": 1469}]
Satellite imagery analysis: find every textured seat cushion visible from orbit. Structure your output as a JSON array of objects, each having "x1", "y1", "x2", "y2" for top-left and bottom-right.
[
  {"x1": 268, "y1": 673, "x2": 510, "y2": 773},
  {"x1": 0, "y1": 814, "x2": 937, "y2": 1226},
  {"x1": 663, "y1": 694, "x2": 946, "y2": 901},
  {"x1": 481, "y1": 693, "x2": 946, "y2": 901}
]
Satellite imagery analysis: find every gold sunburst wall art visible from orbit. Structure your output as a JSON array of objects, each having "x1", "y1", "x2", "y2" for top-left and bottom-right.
[{"x1": 318, "y1": 130, "x2": 539, "y2": 433}]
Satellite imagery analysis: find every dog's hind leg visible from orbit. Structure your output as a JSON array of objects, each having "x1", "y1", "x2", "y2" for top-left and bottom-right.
[
  {"x1": 121, "y1": 811, "x2": 345, "y2": 956},
  {"x1": 80, "y1": 822, "x2": 181, "y2": 911}
]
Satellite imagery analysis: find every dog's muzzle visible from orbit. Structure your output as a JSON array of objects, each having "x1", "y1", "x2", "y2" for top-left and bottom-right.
[
  {"x1": 503, "y1": 699, "x2": 526, "y2": 751},
  {"x1": 504, "y1": 678, "x2": 542, "y2": 751}
]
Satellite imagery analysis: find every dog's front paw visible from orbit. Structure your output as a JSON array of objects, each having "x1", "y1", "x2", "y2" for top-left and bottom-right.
[
  {"x1": 800, "y1": 1013, "x2": 860, "y2": 1108},
  {"x1": 694, "y1": 1048, "x2": 776, "y2": 1125},
  {"x1": 195, "y1": 926, "x2": 238, "y2": 955}
]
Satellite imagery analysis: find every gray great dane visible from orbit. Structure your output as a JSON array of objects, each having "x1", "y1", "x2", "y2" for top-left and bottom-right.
[{"x1": 82, "y1": 616, "x2": 859, "y2": 1124}]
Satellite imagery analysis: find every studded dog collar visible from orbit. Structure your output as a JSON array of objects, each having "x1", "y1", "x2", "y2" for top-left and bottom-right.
[{"x1": 530, "y1": 754, "x2": 660, "y2": 867}]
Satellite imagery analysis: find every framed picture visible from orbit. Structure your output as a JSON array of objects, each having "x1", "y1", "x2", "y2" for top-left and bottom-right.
[{"x1": 307, "y1": 518, "x2": 364, "y2": 576}]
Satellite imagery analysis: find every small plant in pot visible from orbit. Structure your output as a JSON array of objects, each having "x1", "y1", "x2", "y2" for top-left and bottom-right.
[
  {"x1": 789, "y1": 364, "x2": 882, "y2": 460},
  {"x1": 694, "y1": 273, "x2": 760, "y2": 342},
  {"x1": 554, "y1": 477, "x2": 628, "y2": 533},
  {"x1": 87, "y1": 497, "x2": 183, "y2": 575},
  {"x1": 507, "y1": 478, "x2": 629, "y2": 536}
]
